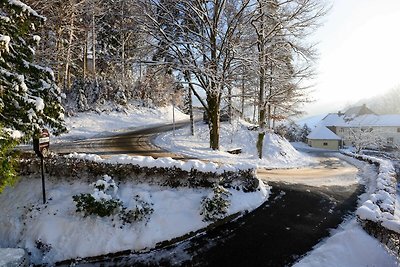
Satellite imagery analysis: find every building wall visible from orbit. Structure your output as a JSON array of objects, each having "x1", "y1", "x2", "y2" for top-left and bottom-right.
[
  {"x1": 335, "y1": 126, "x2": 400, "y2": 147},
  {"x1": 308, "y1": 139, "x2": 340, "y2": 150}
]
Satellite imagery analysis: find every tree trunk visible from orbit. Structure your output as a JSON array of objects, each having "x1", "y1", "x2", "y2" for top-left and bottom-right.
[
  {"x1": 64, "y1": 14, "x2": 74, "y2": 91},
  {"x1": 241, "y1": 69, "x2": 245, "y2": 118},
  {"x1": 228, "y1": 85, "x2": 232, "y2": 123},
  {"x1": 83, "y1": 30, "x2": 88, "y2": 79},
  {"x1": 207, "y1": 93, "x2": 220, "y2": 150},
  {"x1": 207, "y1": 2, "x2": 220, "y2": 150},
  {"x1": 272, "y1": 105, "x2": 277, "y2": 129},
  {"x1": 92, "y1": 1, "x2": 96, "y2": 80},
  {"x1": 256, "y1": 1, "x2": 266, "y2": 159},
  {"x1": 121, "y1": 0, "x2": 126, "y2": 81},
  {"x1": 188, "y1": 84, "x2": 195, "y2": 136},
  {"x1": 183, "y1": 70, "x2": 196, "y2": 136}
]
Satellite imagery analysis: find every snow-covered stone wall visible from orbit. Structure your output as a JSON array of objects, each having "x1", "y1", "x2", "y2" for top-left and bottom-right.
[
  {"x1": 19, "y1": 153, "x2": 260, "y2": 191},
  {"x1": 343, "y1": 152, "x2": 400, "y2": 231},
  {"x1": 343, "y1": 151, "x2": 400, "y2": 255}
]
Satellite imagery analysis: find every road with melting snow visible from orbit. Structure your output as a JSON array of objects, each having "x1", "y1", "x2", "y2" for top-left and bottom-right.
[{"x1": 49, "y1": 125, "x2": 366, "y2": 267}]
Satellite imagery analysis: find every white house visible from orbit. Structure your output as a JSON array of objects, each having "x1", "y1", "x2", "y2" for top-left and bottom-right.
[
  {"x1": 307, "y1": 105, "x2": 400, "y2": 150},
  {"x1": 307, "y1": 126, "x2": 342, "y2": 150}
]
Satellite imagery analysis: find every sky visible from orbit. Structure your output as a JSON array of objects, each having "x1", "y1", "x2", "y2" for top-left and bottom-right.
[{"x1": 304, "y1": 0, "x2": 400, "y2": 117}]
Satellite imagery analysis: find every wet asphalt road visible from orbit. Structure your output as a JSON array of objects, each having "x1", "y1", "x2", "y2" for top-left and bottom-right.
[
  {"x1": 43, "y1": 121, "x2": 191, "y2": 159},
  {"x1": 74, "y1": 181, "x2": 363, "y2": 267}
]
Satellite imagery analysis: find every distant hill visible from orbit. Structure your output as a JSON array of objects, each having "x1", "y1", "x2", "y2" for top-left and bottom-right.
[{"x1": 347, "y1": 86, "x2": 400, "y2": 115}]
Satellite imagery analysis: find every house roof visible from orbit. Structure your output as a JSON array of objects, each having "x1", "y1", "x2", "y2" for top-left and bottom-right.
[
  {"x1": 307, "y1": 126, "x2": 342, "y2": 140},
  {"x1": 317, "y1": 114, "x2": 400, "y2": 128}
]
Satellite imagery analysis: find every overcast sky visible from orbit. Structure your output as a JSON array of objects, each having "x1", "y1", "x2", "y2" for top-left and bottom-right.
[{"x1": 303, "y1": 0, "x2": 400, "y2": 117}]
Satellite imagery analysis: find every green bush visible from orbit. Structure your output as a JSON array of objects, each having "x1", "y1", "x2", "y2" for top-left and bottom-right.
[
  {"x1": 72, "y1": 193, "x2": 122, "y2": 217},
  {"x1": 200, "y1": 185, "x2": 232, "y2": 222},
  {"x1": 0, "y1": 128, "x2": 19, "y2": 193},
  {"x1": 120, "y1": 195, "x2": 154, "y2": 224},
  {"x1": 73, "y1": 176, "x2": 154, "y2": 224}
]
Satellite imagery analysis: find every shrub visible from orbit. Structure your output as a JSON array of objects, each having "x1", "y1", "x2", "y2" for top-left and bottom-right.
[
  {"x1": 73, "y1": 175, "x2": 154, "y2": 224},
  {"x1": 200, "y1": 185, "x2": 232, "y2": 222},
  {"x1": 72, "y1": 193, "x2": 122, "y2": 217},
  {"x1": 120, "y1": 195, "x2": 154, "y2": 224}
]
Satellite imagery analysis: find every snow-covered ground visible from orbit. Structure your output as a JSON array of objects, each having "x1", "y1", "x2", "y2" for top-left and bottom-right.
[
  {"x1": 294, "y1": 219, "x2": 398, "y2": 267},
  {"x1": 155, "y1": 120, "x2": 316, "y2": 168},
  {"x1": 6, "y1": 106, "x2": 399, "y2": 266},
  {"x1": 55, "y1": 104, "x2": 188, "y2": 142},
  {"x1": 0, "y1": 175, "x2": 269, "y2": 265},
  {"x1": 294, "y1": 152, "x2": 400, "y2": 266}
]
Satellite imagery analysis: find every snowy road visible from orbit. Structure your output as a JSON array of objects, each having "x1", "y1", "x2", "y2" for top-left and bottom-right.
[
  {"x1": 23, "y1": 123, "x2": 367, "y2": 266},
  {"x1": 47, "y1": 121, "x2": 191, "y2": 158},
  {"x1": 257, "y1": 155, "x2": 359, "y2": 187}
]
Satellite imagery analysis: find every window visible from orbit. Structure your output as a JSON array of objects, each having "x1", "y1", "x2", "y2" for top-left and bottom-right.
[
  {"x1": 387, "y1": 137, "x2": 394, "y2": 144},
  {"x1": 397, "y1": 128, "x2": 400, "y2": 133},
  {"x1": 323, "y1": 142, "x2": 328, "y2": 146}
]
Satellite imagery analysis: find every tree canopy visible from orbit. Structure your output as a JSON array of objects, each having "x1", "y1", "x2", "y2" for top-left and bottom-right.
[{"x1": 0, "y1": 0, "x2": 66, "y2": 191}]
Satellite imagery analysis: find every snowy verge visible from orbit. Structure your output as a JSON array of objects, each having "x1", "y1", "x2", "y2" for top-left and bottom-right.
[
  {"x1": 8, "y1": 151, "x2": 271, "y2": 265},
  {"x1": 0, "y1": 175, "x2": 270, "y2": 265},
  {"x1": 155, "y1": 121, "x2": 316, "y2": 169},
  {"x1": 54, "y1": 104, "x2": 188, "y2": 142},
  {"x1": 294, "y1": 154, "x2": 399, "y2": 266},
  {"x1": 342, "y1": 151, "x2": 400, "y2": 233},
  {"x1": 294, "y1": 219, "x2": 398, "y2": 267}
]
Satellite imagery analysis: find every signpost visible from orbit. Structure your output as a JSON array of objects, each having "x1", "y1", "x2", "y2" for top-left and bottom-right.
[
  {"x1": 33, "y1": 129, "x2": 50, "y2": 204},
  {"x1": 172, "y1": 98, "x2": 176, "y2": 136}
]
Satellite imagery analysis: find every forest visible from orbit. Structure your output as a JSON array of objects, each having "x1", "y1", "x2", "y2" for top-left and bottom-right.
[{"x1": 19, "y1": 0, "x2": 326, "y2": 151}]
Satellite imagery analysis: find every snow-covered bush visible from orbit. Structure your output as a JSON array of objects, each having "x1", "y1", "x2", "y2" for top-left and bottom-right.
[
  {"x1": 120, "y1": 195, "x2": 154, "y2": 225},
  {"x1": 73, "y1": 175, "x2": 122, "y2": 217},
  {"x1": 200, "y1": 184, "x2": 232, "y2": 222},
  {"x1": 73, "y1": 193, "x2": 122, "y2": 218},
  {"x1": 73, "y1": 175, "x2": 154, "y2": 223}
]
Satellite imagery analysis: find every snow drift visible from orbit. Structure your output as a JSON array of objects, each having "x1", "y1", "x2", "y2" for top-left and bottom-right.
[{"x1": 155, "y1": 120, "x2": 315, "y2": 168}]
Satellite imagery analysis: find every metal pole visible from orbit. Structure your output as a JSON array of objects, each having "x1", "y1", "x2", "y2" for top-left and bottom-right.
[
  {"x1": 172, "y1": 100, "x2": 176, "y2": 136},
  {"x1": 41, "y1": 157, "x2": 46, "y2": 204}
]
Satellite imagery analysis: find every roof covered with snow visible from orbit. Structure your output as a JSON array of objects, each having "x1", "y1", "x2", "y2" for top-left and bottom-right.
[
  {"x1": 317, "y1": 114, "x2": 400, "y2": 128},
  {"x1": 307, "y1": 126, "x2": 341, "y2": 140}
]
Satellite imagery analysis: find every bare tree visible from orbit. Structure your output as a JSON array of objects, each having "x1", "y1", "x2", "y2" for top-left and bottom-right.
[
  {"x1": 138, "y1": 0, "x2": 252, "y2": 150},
  {"x1": 251, "y1": 0, "x2": 327, "y2": 158}
]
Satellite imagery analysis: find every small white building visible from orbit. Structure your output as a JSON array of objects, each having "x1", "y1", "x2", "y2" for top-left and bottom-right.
[
  {"x1": 307, "y1": 126, "x2": 342, "y2": 150},
  {"x1": 308, "y1": 105, "x2": 400, "y2": 150}
]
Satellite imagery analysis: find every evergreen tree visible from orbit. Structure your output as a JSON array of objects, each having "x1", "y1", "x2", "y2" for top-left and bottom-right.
[
  {"x1": 299, "y1": 124, "x2": 311, "y2": 143},
  {"x1": 0, "y1": 0, "x2": 66, "y2": 191}
]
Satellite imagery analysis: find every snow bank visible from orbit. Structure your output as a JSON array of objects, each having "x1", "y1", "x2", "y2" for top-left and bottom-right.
[
  {"x1": 56, "y1": 104, "x2": 188, "y2": 142},
  {"x1": 343, "y1": 152, "x2": 400, "y2": 233},
  {"x1": 155, "y1": 120, "x2": 315, "y2": 168},
  {"x1": 0, "y1": 176, "x2": 270, "y2": 265},
  {"x1": 294, "y1": 219, "x2": 398, "y2": 267}
]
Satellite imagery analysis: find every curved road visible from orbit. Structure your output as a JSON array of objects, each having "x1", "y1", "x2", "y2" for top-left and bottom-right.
[
  {"x1": 48, "y1": 123, "x2": 366, "y2": 267},
  {"x1": 49, "y1": 121, "x2": 190, "y2": 159}
]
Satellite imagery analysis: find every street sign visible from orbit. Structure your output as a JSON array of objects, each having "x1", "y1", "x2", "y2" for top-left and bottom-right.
[
  {"x1": 33, "y1": 129, "x2": 50, "y2": 158},
  {"x1": 33, "y1": 129, "x2": 50, "y2": 204}
]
